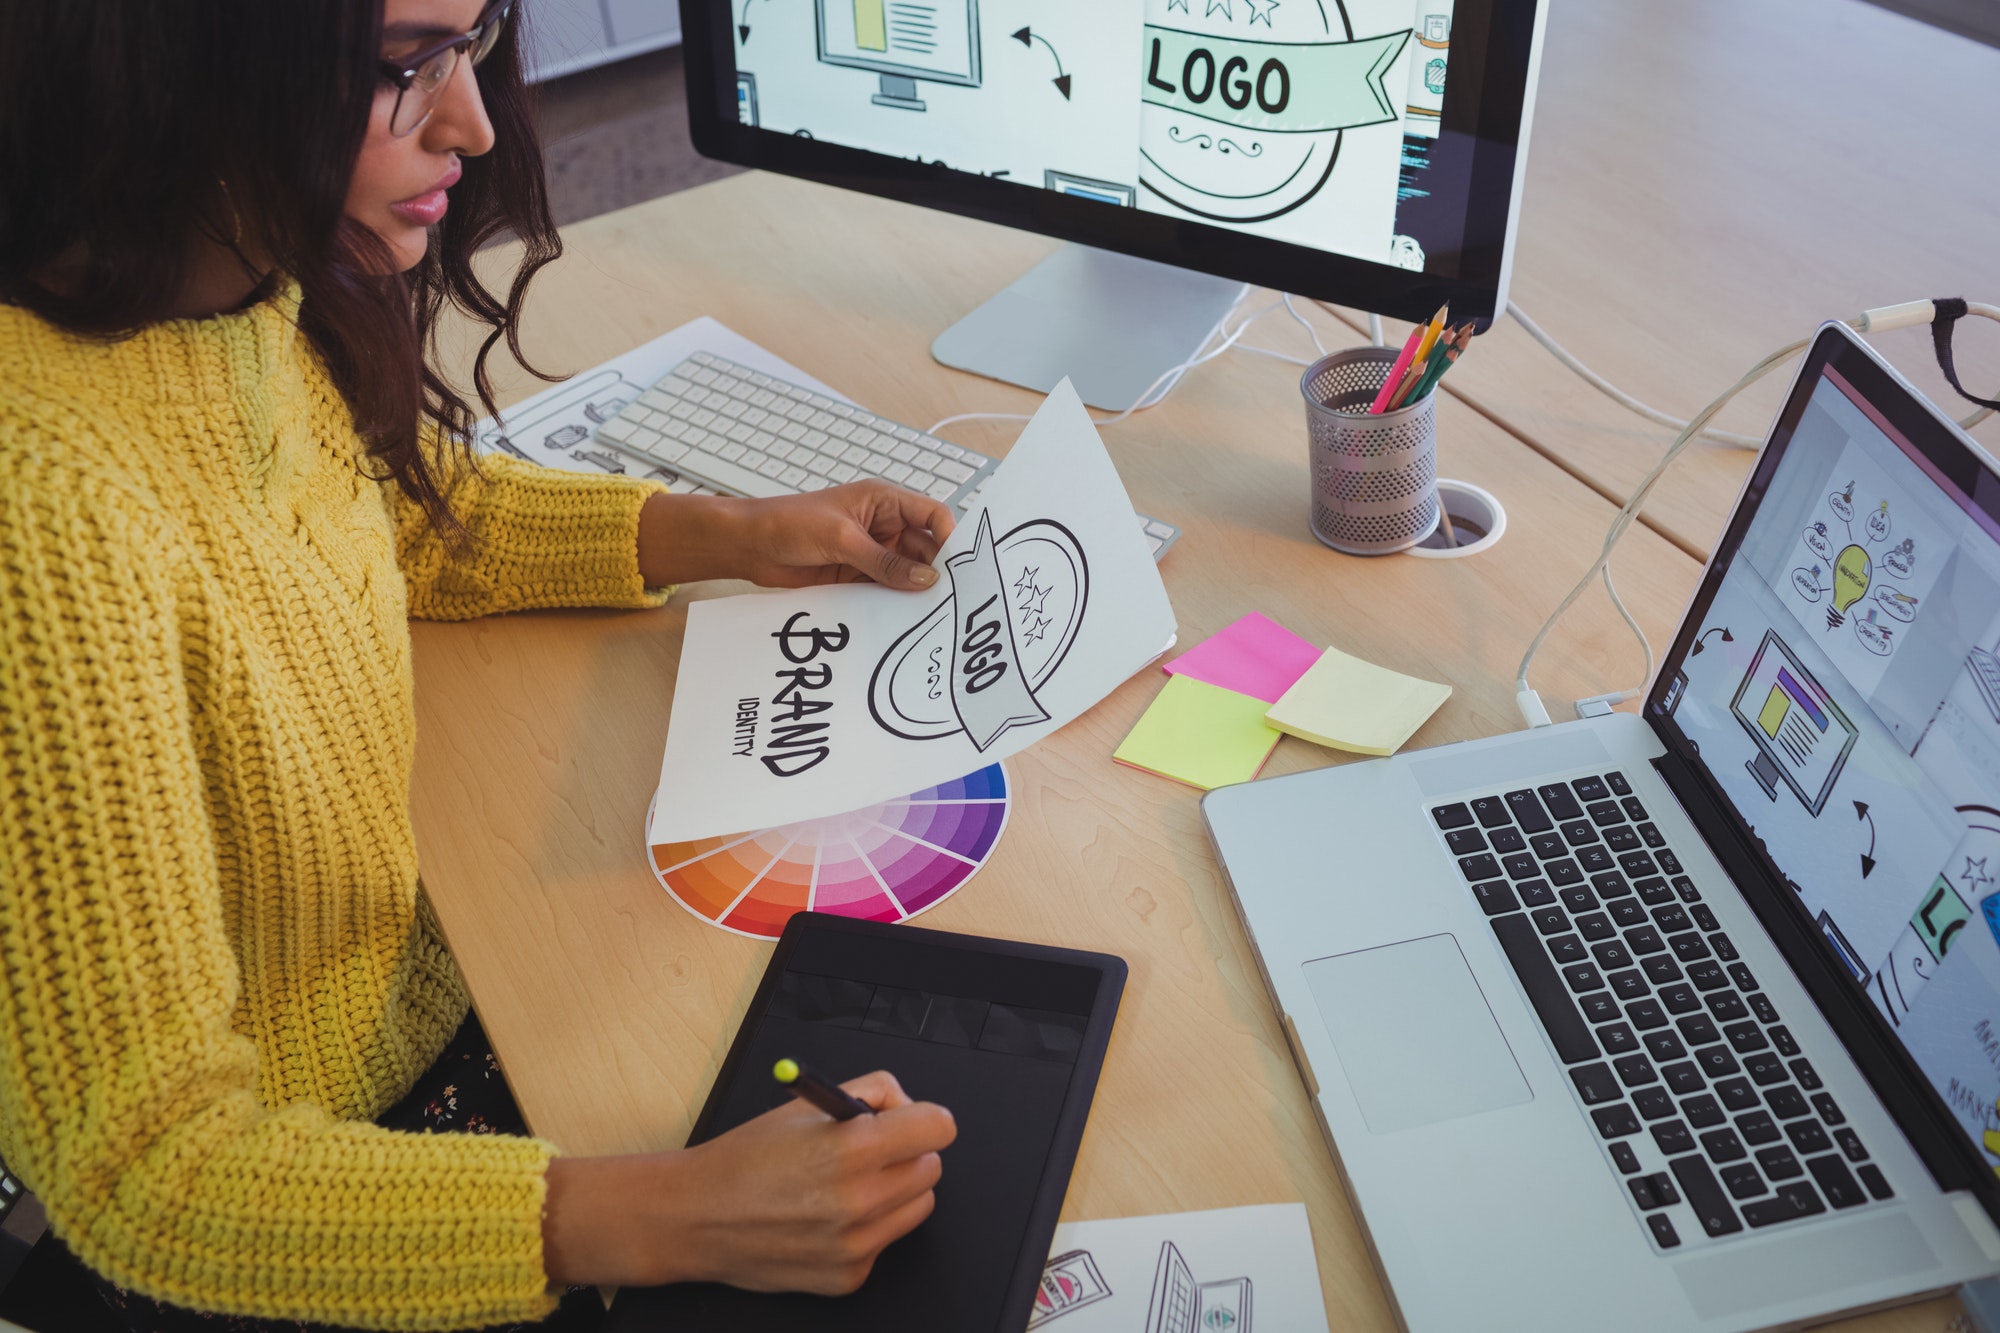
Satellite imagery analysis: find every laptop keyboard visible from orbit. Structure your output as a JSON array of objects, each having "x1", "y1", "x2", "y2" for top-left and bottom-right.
[{"x1": 1430, "y1": 771, "x2": 1894, "y2": 1251}]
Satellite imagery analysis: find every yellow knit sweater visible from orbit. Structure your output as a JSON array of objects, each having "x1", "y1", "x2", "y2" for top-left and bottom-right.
[{"x1": 0, "y1": 287, "x2": 666, "y2": 1329}]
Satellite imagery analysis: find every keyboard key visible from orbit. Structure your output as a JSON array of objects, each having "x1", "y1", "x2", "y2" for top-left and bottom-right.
[
  {"x1": 1645, "y1": 1031, "x2": 1688, "y2": 1063},
  {"x1": 1811, "y1": 1093, "x2": 1844, "y2": 1125},
  {"x1": 1790, "y1": 1059, "x2": 1823, "y2": 1090},
  {"x1": 1471, "y1": 881, "x2": 1520, "y2": 915},
  {"x1": 1638, "y1": 823, "x2": 1666, "y2": 848},
  {"x1": 1605, "y1": 771, "x2": 1631, "y2": 795},
  {"x1": 1743, "y1": 1181, "x2": 1827, "y2": 1227},
  {"x1": 1653, "y1": 904, "x2": 1691, "y2": 933},
  {"x1": 1669, "y1": 931, "x2": 1711, "y2": 962},
  {"x1": 1581, "y1": 992, "x2": 1621, "y2": 1023},
  {"x1": 1530, "y1": 832, "x2": 1567, "y2": 859},
  {"x1": 1716, "y1": 1078, "x2": 1759, "y2": 1111},
  {"x1": 1489, "y1": 827, "x2": 1527, "y2": 854},
  {"x1": 1502, "y1": 853, "x2": 1539, "y2": 880},
  {"x1": 1721, "y1": 1162, "x2": 1768, "y2": 1200},
  {"x1": 1549, "y1": 934, "x2": 1586, "y2": 963},
  {"x1": 1490, "y1": 915, "x2": 1599, "y2": 1063},
  {"x1": 1656, "y1": 850, "x2": 1684, "y2": 875},
  {"x1": 1626, "y1": 926, "x2": 1667, "y2": 956},
  {"x1": 1558, "y1": 885, "x2": 1599, "y2": 913},
  {"x1": 1592, "y1": 872, "x2": 1633, "y2": 898},
  {"x1": 1835, "y1": 1128, "x2": 1869, "y2": 1163},
  {"x1": 1634, "y1": 1087, "x2": 1675, "y2": 1120},
  {"x1": 1611, "y1": 1141, "x2": 1642, "y2": 1174},
  {"x1": 1723, "y1": 1020, "x2": 1767, "y2": 1054},
  {"x1": 1641, "y1": 955, "x2": 1683, "y2": 986},
  {"x1": 1599, "y1": 1023, "x2": 1638, "y2": 1055},
  {"x1": 1577, "y1": 846, "x2": 1614, "y2": 873},
  {"x1": 1686, "y1": 960, "x2": 1729, "y2": 991},
  {"x1": 1610, "y1": 899, "x2": 1648, "y2": 928},
  {"x1": 1636, "y1": 877, "x2": 1675, "y2": 906},
  {"x1": 1539, "y1": 784, "x2": 1586, "y2": 821},
  {"x1": 1766, "y1": 1086, "x2": 1810, "y2": 1119},
  {"x1": 1603, "y1": 825, "x2": 1641, "y2": 853},
  {"x1": 1618, "y1": 795, "x2": 1646, "y2": 821},
  {"x1": 1806, "y1": 1153, "x2": 1867, "y2": 1208},
  {"x1": 1610, "y1": 969, "x2": 1649, "y2": 1001},
  {"x1": 1564, "y1": 963, "x2": 1606, "y2": 993},
  {"x1": 1547, "y1": 860, "x2": 1584, "y2": 886},
  {"x1": 1577, "y1": 914, "x2": 1616, "y2": 943},
  {"x1": 1744, "y1": 1052, "x2": 1788, "y2": 1086},
  {"x1": 1571, "y1": 1063, "x2": 1623, "y2": 1105},
  {"x1": 1747, "y1": 991, "x2": 1778, "y2": 1024},
  {"x1": 1625, "y1": 998, "x2": 1667, "y2": 1030},
  {"x1": 1672, "y1": 876, "x2": 1702, "y2": 902},
  {"x1": 1628, "y1": 1173, "x2": 1663, "y2": 1209},
  {"x1": 1531, "y1": 907, "x2": 1570, "y2": 935},
  {"x1": 1659, "y1": 983, "x2": 1700, "y2": 1015},
  {"x1": 1857, "y1": 1164, "x2": 1894, "y2": 1200},
  {"x1": 1785, "y1": 1120, "x2": 1831, "y2": 1155},
  {"x1": 1700, "y1": 1127, "x2": 1747, "y2": 1163},
  {"x1": 1706, "y1": 992, "x2": 1748, "y2": 1023},
  {"x1": 1504, "y1": 789, "x2": 1554, "y2": 832},
  {"x1": 1678, "y1": 1014, "x2": 1721, "y2": 1047},
  {"x1": 1668, "y1": 1154, "x2": 1743, "y2": 1236},
  {"x1": 1757, "y1": 1145, "x2": 1803, "y2": 1180},
  {"x1": 1710, "y1": 932, "x2": 1739, "y2": 961},
  {"x1": 1472, "y1": 795, "x2": 1510, "y2": 828},
  {"x1": 1620, "y1": 852, "x2": 1660, "y2": 877},
  {"x1": 1593, "y1": 1104, "x2": 1642, "y2": 1138},
  {"x1": 1663, "y1": 1062, "x2": 1705, "y2": 1095},
  {"x1": 1652, "y1": 1120, "x2": 1695, "y2": 1155},
  {"x1": 1736, "y1": 1110, "x2": 1780, "y2": 1145},
  {"x1": 1560, "y1": 819, "x2": 1598, "y2": 846},
  {"x1": 1694, "y1": 1045, "x2": 1739, "y2": 1078},
  {"x1": 1518, "y1": 880, "x2": 1557, "y2": 908},
  {"x1": 1573, "y1": 776, "x2": 1611, "y2": 802},
  {"x1": 1460, "y1": 854, "x2": 1503, "y2": 882},
  {"x1": 1615, "y1": 1054, "x2": 1657, "y2": 1086},
  {"x1": 1586, "y1": 800, "x2": 1623, "y2": 826},
  {"x1": 1682, "y1": 1094, "x2": 1725, "y2": 1128},
  {"x1": 1690, "y1": 904, "x2": 1720, "y2": 932}
]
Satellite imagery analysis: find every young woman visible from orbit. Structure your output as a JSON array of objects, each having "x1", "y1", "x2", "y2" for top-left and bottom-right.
[{"x1": 0, "y1": 2, "x2": 958, "y2": 1329}]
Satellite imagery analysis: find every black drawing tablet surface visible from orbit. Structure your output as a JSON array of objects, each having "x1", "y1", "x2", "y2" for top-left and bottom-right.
[{"x1": 605, "y1": 911, "x2": 1126, "y2": 1333}]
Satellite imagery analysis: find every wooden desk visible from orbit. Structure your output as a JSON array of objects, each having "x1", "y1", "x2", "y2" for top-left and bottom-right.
[
  {"x1": 1330, "y1": 0, "x2": 2000, "y2": 562},
  {"x1": 415, "y1": 166, "x2": 1959, "y2": 1330}
]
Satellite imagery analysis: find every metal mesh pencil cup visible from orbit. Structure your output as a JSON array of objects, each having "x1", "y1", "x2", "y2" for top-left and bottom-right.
[{"x1": 1300, "y1": 347, "x2": 1440, "y2": 555}]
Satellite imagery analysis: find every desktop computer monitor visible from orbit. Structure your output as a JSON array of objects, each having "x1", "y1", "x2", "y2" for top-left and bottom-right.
[{"x1": 680, "y1": 0, "x2": 1547, "y2": 409}]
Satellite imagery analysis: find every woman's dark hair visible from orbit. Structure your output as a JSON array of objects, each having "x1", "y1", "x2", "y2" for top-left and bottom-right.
[{"x1": 0, "y1": 0, "x2": 561, "y2": 536}]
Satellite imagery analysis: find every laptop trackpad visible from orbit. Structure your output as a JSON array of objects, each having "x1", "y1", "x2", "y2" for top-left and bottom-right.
[{"x1": 1303, "y1": 934, "x2": 1532, "y2": 1134}]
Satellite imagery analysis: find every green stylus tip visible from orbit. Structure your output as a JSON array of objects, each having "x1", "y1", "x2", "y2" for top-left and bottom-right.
[{"x1": 773, "y1": 1058, "x2": 800, "y2": 1084}]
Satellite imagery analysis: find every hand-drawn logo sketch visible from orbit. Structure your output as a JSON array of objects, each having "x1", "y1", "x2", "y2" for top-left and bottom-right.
[
  {"x1": 868, "y1": 510, "x2": 1087, "y2": 750},
  {"x1": 816, "y1": 0, "x2": 982, "y2": 112},
  {"x1": 1139, "y1": 1, "x2": 1409, "y2": 223},
  {"x1": 1145, "y1": 1239, "x2": 1253, "y2": 1332},
  {"x1": 1027, "y1": 1248, "x2": 1113, "y2": 1327},
  {"x1": 1729, "y1": 629, "x2": 1859, "y2": 816}
]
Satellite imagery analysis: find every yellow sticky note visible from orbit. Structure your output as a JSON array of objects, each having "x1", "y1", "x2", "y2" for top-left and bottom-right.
[
  {"x1": 1114, "y1": 675, "x2": 1282, "y2": 791},
  {"x1": 1265, "y1": 646, "x2": 1451, "y2": 757}
]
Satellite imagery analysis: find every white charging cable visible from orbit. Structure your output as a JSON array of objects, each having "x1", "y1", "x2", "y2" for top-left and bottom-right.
[{"x1": 1519, "y1": 299, "x2": 2000, "y2": 729}]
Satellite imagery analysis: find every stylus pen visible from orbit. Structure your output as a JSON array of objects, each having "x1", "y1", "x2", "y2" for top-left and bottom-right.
[{"x1": 773, "y1": 1058, "x2": 875, "y2": 1121}]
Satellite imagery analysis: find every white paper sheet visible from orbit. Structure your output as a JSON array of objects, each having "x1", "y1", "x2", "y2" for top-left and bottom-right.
[
  {"x1": 471, "y1": 316, "x2": 849, "y2": 476},
  {"x1": 649, "y1": 378, "x2": 1176, "y2": 843},
  {"x1": 1030, "y1": 1203, "x2": 1328, "y2": 1332}
]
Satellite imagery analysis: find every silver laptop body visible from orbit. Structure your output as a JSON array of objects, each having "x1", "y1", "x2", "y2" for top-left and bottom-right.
[{"x1": 1204, "y1": 324, "x2": 2000, "y2": 1332}]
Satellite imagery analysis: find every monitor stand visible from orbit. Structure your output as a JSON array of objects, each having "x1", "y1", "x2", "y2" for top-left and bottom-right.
[
  {"x1": 871, "y1": 75, "x2": 926, "y2": 111},
  {"x1": 931, "y1": 244, "x2": 1251, "y2": 413}
]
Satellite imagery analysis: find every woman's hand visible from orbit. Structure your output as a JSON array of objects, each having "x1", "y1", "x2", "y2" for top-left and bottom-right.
[
  {"x1": 638, "y1": 483, "x2": 956, "y2": 592},
  {"x1": 541, "y1": 1071, "x2": 956, "y2": 1294}
]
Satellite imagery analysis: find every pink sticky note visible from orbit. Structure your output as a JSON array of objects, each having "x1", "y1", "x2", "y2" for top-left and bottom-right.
[{"x1": 1162, "y1": 613, "x2": 1321, "y2": 704}]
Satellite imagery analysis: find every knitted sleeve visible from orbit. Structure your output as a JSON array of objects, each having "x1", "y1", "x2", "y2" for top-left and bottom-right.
[
  {"x1": 391, "y1": 450, "x2": 671, "y2": 621},
  {"x1": 0, "y1": 472, "x2": 561, "y2": 1331}
]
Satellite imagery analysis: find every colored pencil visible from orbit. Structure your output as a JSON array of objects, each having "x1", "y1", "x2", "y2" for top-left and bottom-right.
[
  {"x1": 1407, "y1": 324, "x2": 1471, "y2": 404},
  {"x1": 1367, "y1": 318, "x2": 1429, "y2": 414}
]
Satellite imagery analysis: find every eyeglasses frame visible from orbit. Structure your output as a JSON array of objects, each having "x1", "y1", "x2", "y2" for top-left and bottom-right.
[{"x1": 375, "y1": 0, "x2": 513, "y2": 138}]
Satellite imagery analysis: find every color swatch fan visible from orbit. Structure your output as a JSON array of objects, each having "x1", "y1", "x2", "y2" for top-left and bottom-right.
[{"x1": 647, "y1": 765, "x2": 1009, "y2": 939}]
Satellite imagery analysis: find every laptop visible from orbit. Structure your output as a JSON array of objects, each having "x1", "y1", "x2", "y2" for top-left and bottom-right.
[{"x1": 1203, "y1": 322, "x2": 2000, "y2": 1332}]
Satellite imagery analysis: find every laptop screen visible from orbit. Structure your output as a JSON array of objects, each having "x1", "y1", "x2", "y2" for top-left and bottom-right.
[{"x1": 1654, "y1": 330, "x2": 2000, "y2": 1179}]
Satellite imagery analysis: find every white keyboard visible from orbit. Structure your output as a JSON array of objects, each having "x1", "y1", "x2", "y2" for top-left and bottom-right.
[{"x1": 591, "y1": 352, "x2": 1181, "y2": 560}]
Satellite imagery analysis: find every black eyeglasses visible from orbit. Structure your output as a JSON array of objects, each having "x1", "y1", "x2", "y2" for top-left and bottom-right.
[{"x1": 376, "y1": 0, "x2": 512, "y2": 138}]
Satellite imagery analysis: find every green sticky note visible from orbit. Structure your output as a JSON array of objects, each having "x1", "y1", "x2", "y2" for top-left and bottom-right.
[
  {"x1": 1114, "y1": 675, "x2": 1283, "y2": 791},
  {"x1": 1265, "y1": 646, "x2": 1452, "y2": 757}
]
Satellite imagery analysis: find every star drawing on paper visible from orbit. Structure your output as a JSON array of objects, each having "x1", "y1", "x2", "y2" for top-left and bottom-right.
[
  {"x1": 1023, "y1": 615, "x2": 1053, "y2": 645},
  {"x1": 1204, "y1": 0, "x2": 1232, "y2": 17},
  {"x1": 1964, "y1": 857, "x2": 1995, "y2": 894},
  {"x1": 1013, "y1": 565, "x2": 1041, "y2": 597},
  {"x1": 1243, "y1": 0, "x2": 1279, "y2": 24}
]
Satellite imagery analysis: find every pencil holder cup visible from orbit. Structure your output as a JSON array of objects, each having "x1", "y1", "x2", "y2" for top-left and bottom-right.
[{"x1": 1299, "y1": 347, "x2": 1440, "y2": 556}]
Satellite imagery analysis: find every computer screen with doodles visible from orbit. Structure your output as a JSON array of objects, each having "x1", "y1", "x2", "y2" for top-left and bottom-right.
[
  {"x1": 1656, "y1": 336, "x2": 2000, "y2": 1170},
  {"x1": 687, "y1": 0, "x2": 1544, "y2": 322}
]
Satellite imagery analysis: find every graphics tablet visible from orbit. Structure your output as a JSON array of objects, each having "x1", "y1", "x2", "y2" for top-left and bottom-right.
[{"x1": 606, "y1": 911, "x2": 1127, "y2": 1332}]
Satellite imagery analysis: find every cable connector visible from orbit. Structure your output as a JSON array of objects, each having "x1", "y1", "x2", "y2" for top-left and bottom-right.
[
  {"x1": 1517, "y1": 688, "x2": 1553, "y2": 729},
  {"x1": 1854, "y1": 300, "x2": 1936, "y2": 334}
]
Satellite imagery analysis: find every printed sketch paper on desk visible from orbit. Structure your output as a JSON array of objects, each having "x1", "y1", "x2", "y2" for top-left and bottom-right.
[{"x1": 650, "y1": 379, "x2": 1176, "y2": 843}]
